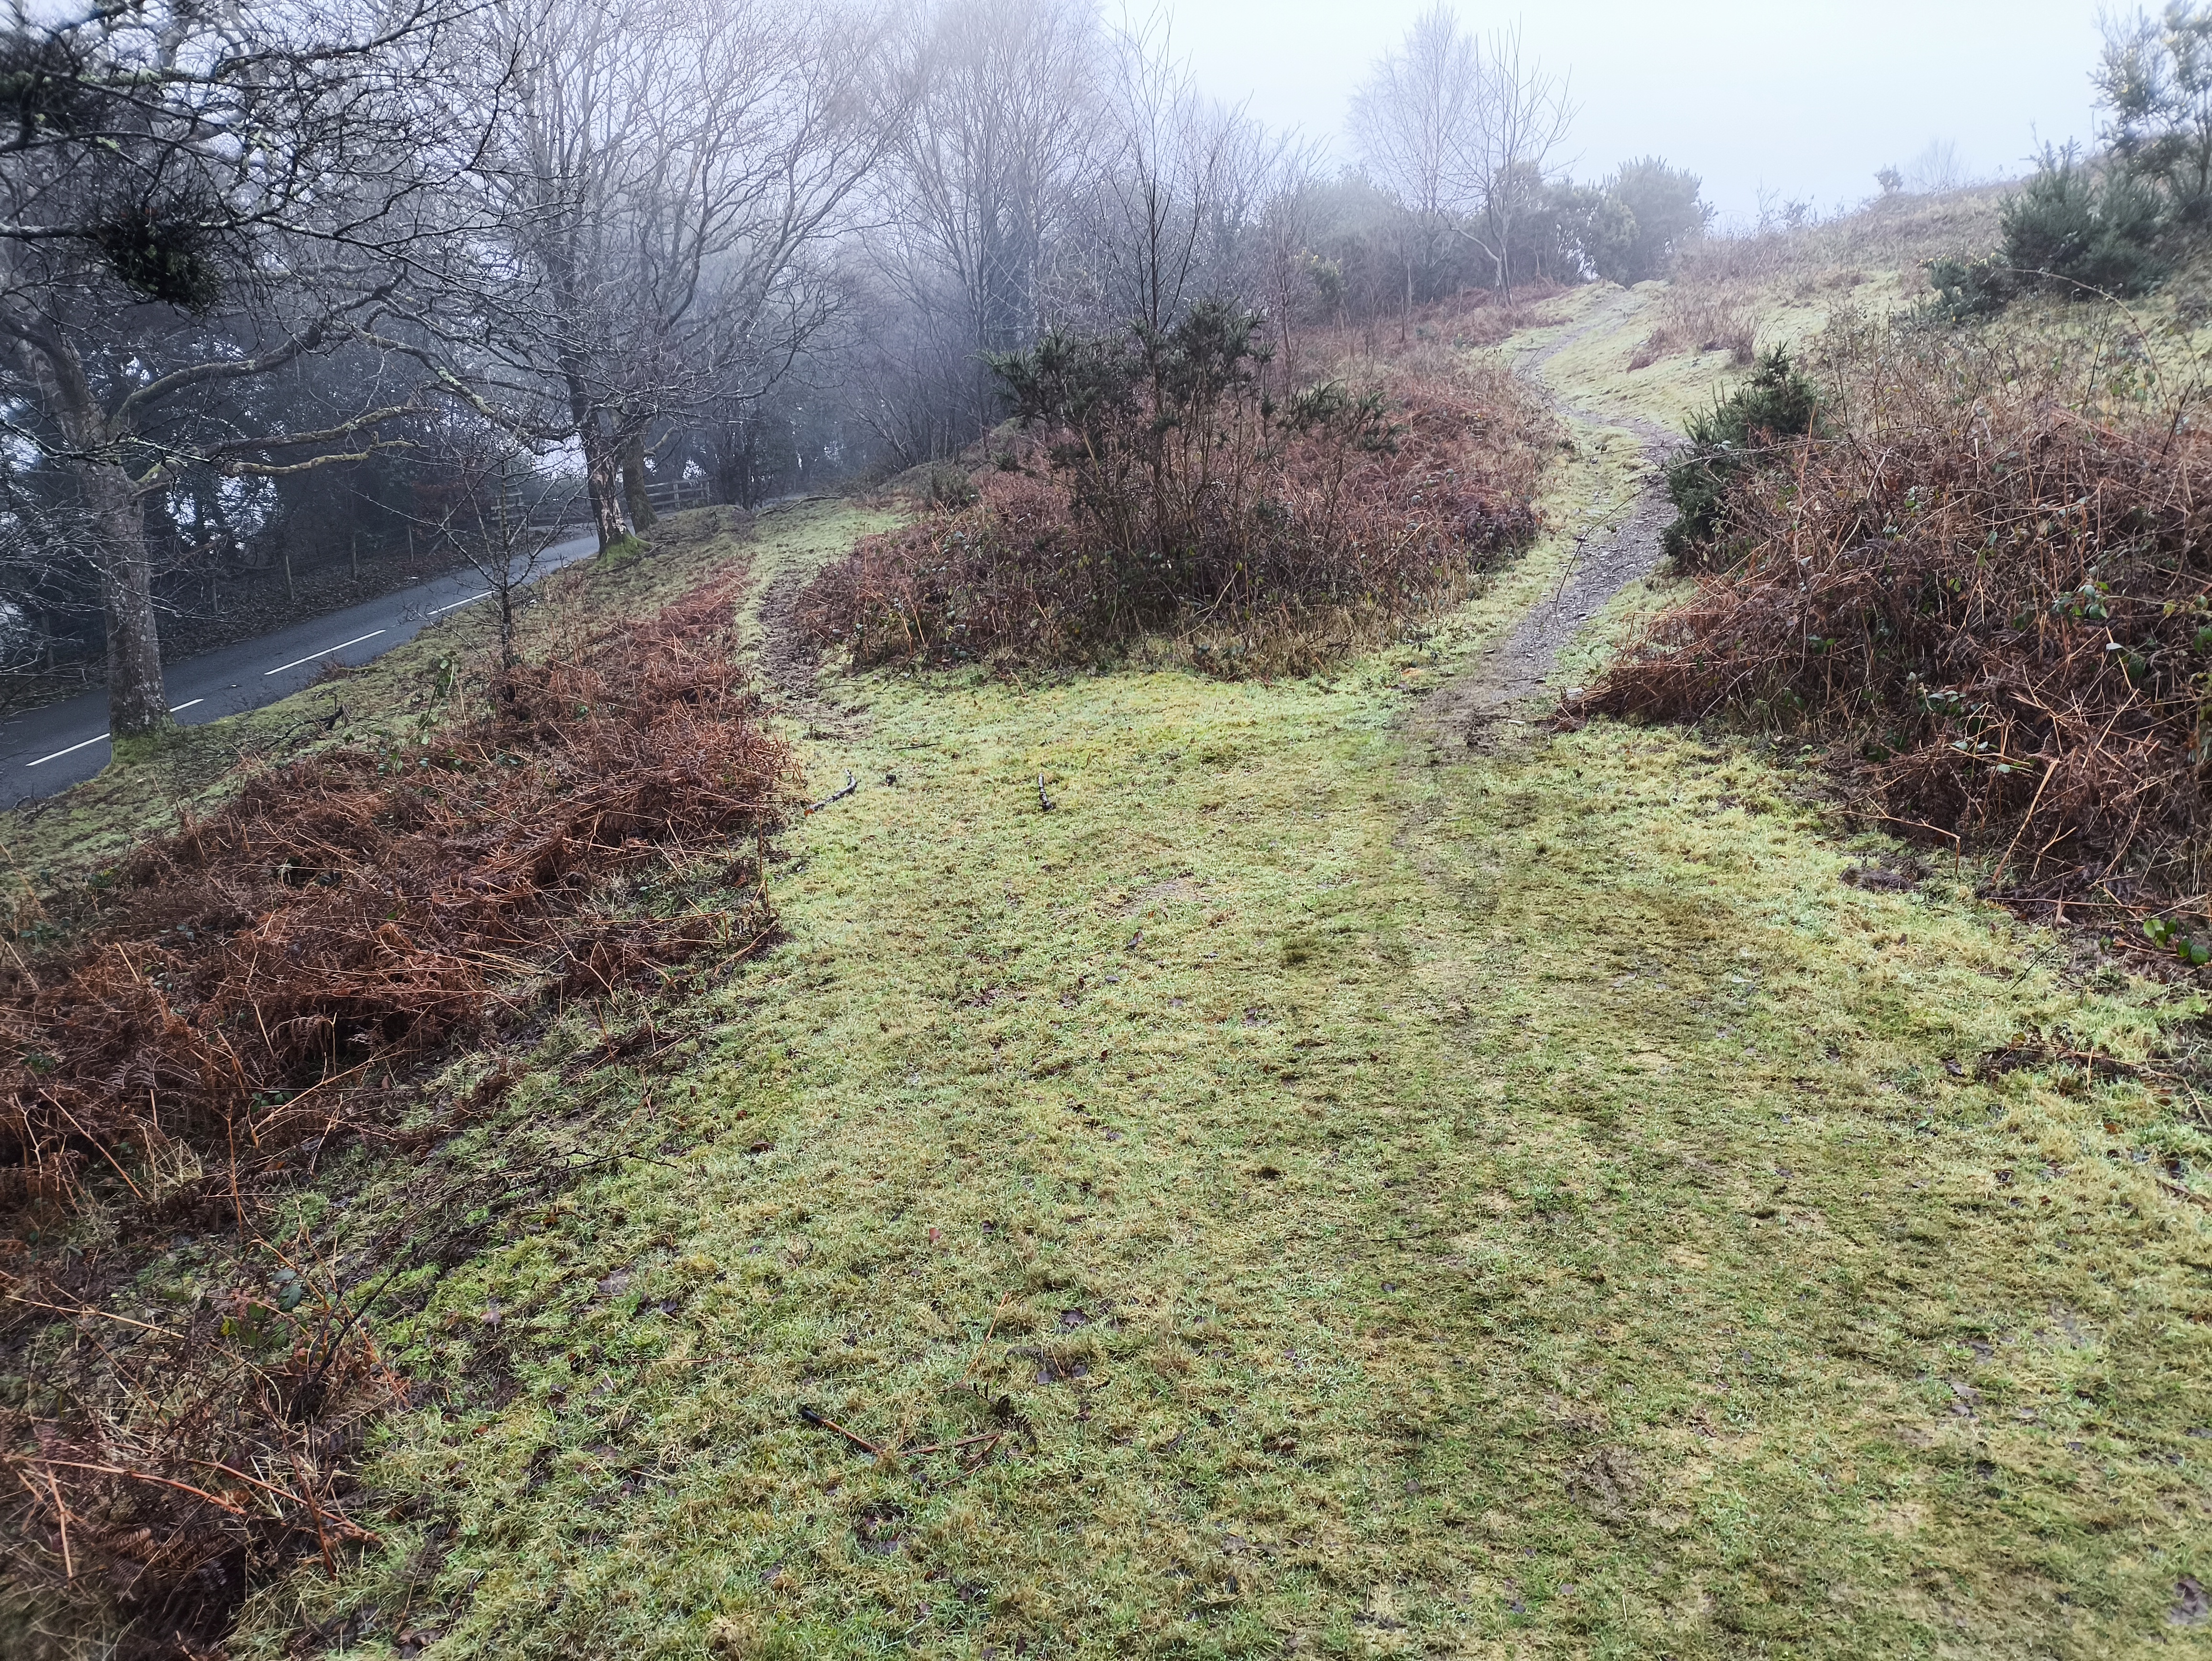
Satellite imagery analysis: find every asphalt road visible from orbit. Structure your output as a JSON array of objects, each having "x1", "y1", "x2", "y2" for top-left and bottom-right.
[{"x1": 0, "y1": 530, "x2": 599, "y2": 804}]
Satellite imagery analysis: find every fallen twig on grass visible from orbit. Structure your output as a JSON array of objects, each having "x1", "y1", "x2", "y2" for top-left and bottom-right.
[
  {"x1": 797, "y1": 1404, "x2": 886, "y2": 1458},
  {"x1": 807, "y1": 770, "x2": 858, "y2": 813},
  {"x1": 795, "y1": 1407, "x2": 1006, "y2": 1468},
  {"x1": 1038, "y1": 773, "x2": 1054, "y2": 811},
  {"x1": 896, "y1": 1430, "x2": 1005, "y2": 1458},
  {"x1": 1979, "y1": 1042, "x2": 2144, "y2": 1082},
  {"x1": 958, "y1": 1291, "x2": 1012, "y2": 1386}
]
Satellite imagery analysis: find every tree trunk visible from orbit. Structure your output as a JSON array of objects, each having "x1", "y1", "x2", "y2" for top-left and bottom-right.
[
  {"x1": 82, "y1": 464, "x2": 170, "y2": 742},
  {"x1": 577, "y1": 419, "x2": 630, "y2": 551},
  {"x1": 26, "y1": 328, "x2": 172, "y2": 743},
  {"x1": 556, "y1": 343, "x2": 630, "y2": 551},
  {"x1": 620, "y1": 432, "x2": 657, "y2": 530}
]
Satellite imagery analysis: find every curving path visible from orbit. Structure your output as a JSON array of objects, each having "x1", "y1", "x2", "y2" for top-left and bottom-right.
[{"x1": 1424, "y1": 289, "x2": 1681, "y2": 746}]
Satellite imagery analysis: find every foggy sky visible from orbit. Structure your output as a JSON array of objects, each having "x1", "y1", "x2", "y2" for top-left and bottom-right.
[{"x1": 1169, "y1": 0, "x2": 2104, "y2": 223}]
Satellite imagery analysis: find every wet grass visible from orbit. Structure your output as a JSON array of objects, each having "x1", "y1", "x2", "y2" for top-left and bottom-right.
[
  {"x1": 226, "y1": 522, "x2": 2210, "y2": 1656},
  {"x1": 15, "y1": 289, "x2": 2211, "y2": 1658}
]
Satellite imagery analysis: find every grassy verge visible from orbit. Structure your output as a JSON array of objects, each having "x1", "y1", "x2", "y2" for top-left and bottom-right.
[
  {"x1": 0, "y1": 502, "x2": 893, "y2": 1657},
  {"x1": 0, "y1": 505, "x2": 893, "y2": 894},
  {"x1": 215, "y1": 487, "x2": 2210, "y2": 1657},
  {"x1": 13, "y1": 246, "x2": 2212, "y2": 1656}
]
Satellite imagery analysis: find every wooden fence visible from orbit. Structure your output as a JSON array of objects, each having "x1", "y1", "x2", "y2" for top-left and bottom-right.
[{"x1": 507, "y1": 475, "x2": 713, "y2": 532}]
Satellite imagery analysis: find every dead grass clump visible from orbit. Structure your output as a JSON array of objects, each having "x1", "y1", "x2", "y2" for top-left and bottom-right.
[
  {"x1": 1590, "y1": 370, "x2": 2212, "y2": 918},
  {"x1": 1628, "y1": 287, "x2": 1758, "y2": 370},
  {"x1": 798, "y1": 343, "x2": 1550, "y2": 677},
  {"x1": 1384, "y1": 283, "x2": 1569, "y2": 350},
  {"x1": 0, "y1": 574, "x2": 793, "y2": 1648}
]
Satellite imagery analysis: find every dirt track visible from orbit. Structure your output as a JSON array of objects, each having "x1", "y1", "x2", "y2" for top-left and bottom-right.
[{"x1": 1422, "y1": 290, "x2": 1678, "y2": 748}]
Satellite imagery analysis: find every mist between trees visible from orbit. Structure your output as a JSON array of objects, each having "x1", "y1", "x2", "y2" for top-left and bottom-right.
[{"x1": 1, "y1": 0, "x2": 1710, "y2": 744}]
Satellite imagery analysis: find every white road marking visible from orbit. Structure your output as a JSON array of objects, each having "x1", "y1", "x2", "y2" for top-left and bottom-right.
[
  {"x1": 263, "y1": 630, "x2": 385, "y2": 676},
  {"x1": 25, "y1": 698, "x2": 208, "y2": 766},
  {"x1": 25, "y1": 733, "x2": 109, "y2": 766},
  {"x1": 427, "y1": 591, "x2": 490, "y2": 615}
]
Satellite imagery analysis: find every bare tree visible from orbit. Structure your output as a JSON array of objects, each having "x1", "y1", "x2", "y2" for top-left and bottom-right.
[
  {"x1": 885, "y1": 0, "x2": 1101, "y2": 435},
  {"x1": 1906, "y1": 138, "x2": 1966, "y2": 194},
  {"x1": 1350, "y1": 4, "x2": 1477, "y2": 329},
  {"x1": 1352, "y1": 10, "x2": 1574, "y2": 306},
  {"x1": 461, "y1": 0, "x2": 892, "y2": 552},
  {"x1": 0, "y1": 0, "x2": 482, "y2": 743},
  {"x1": 1072, "y1": 16, "x2": 1277, "y2": 335},
  {"x1": 1451, "y1": 24, "x2": 1575, "y2": 301},
  {"x1": 419, "y1": 423, "x2": 581, "y2": 688},
  {"x1": 1250, "y1": 145, "x2": 1330, "y2": 390}
]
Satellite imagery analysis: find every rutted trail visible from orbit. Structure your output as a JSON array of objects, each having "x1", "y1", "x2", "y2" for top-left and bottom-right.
[{"x1": 1423, "y1": 288, "x2": 1677, "y2": 745}]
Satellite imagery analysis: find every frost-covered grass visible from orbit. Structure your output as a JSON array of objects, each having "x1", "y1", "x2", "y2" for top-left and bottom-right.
[{"x1": 234, "y1": 514, "x2": 2209, "y2": 1657}]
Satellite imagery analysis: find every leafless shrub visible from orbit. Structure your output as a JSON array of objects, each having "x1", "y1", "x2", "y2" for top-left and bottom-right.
[{"x1": 1, "y1": 1252, "x2": 401, "y2": 1658}]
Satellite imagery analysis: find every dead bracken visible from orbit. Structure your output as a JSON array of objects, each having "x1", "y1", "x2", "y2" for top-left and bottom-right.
[
  {"x1": 1592, "y1": 314, "x2": 2212, "y2": 929},
  {"x1": 0, "y1": 571, "x2": 793, "y2": 1650},
  {"x1": 798, "y1": 331, "x2": 1551, "y2": 676}
]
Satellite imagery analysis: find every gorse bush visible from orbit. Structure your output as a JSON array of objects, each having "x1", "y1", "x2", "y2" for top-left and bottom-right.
[
  {"x1": 1926, "y1": 151, "x2": 2168, "y2": 319},
  {"x1": 1546, "y1": 158, "x2": 1709, "y2": 286},
  {"x1": 1660, "y1": 346, "x2": 1820, "y2": 567},
  {"x1": 2097, "y1": 0, "x2": 2212, "y2": 229},
  {"x1": 2002, "y1": 154, "x2": 2166, "y2": 294},
  {"x1": 1597, "y1": 156, "x2": 1712, "y2": 284},
  {"x1": 799, "y1": 305, "x2": 1550, "y2": 673},
  {"x1": 1915, "y1": 0, "x2": 2212, "y2": 324},
  {"x1": 984, "y1": 302, "x2": 1379, "y2": 581}
]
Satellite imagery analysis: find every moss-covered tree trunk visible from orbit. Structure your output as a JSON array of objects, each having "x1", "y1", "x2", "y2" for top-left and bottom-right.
[
  {"x1": 620, "y1": 432, "x2": 657, "y2": 530},
  {"x1": 34, "y1": 333, "x2": 170, "y2": 742},
  {"x1": 85, "y1": 466, "x2": 171, "y2": 742}
]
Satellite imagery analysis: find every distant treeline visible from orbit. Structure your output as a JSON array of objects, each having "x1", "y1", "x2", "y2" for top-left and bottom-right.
[{"x1": 0, "y1": 0, "x2": 1711, "y2": 730}]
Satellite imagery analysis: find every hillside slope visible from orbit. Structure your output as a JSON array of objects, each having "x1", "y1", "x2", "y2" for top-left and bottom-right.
[{"x1": 205, "y1": 277, "x2": 2212, "y2": 1659}]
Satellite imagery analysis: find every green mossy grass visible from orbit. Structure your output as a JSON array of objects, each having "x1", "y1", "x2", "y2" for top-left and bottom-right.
[
  {"x1": 20, "y1": 284, "x2": 2211, "y2": 1658},
  {"x1": 228, "y1": 496, "x2": 2208, "y2": 1655},
  {"x1": 241, "y1": 672, "x2": 2212, "y2": 1658}
]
